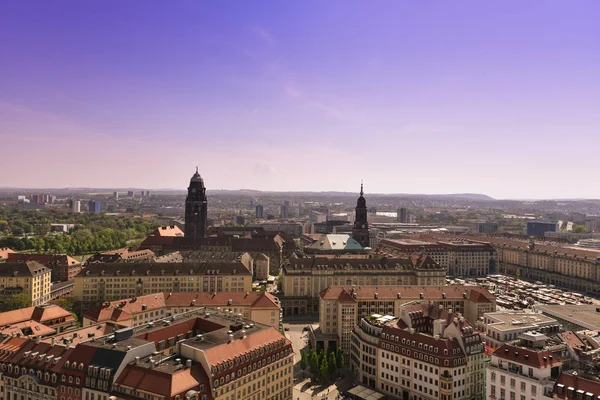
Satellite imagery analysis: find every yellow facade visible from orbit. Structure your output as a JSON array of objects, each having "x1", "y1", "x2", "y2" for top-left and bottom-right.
[
  {"x1": 0, "y1": 268, "x2": 51, "y2": 306},
  {"x1": 75, "y1": 274, "x2": 253, "y2": 304}
]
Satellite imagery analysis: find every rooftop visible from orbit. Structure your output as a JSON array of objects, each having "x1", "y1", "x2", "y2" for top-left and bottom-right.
[
  {"x1": 535, "y1": 304, "x2": 600, "y2": 330},
  {"x1": 484, "y1": 311, "x2": 558, "y2": 332}
]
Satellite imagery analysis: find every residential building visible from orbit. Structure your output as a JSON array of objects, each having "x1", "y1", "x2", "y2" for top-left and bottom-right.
[
  {"x1": 553, "y1": 370, "x2": 600, "y2": 400},
  {"x1": 71, "y1": 200, "x2": 81, "y2": 213},
  {"x1": 0, "y1": 304, "x2": 76, "y2": 337},
  {"x1": 478, "y1": 222, "x2": 499, "y2": 234},
  {"x1": 85, "y1": 249, "x2": 156, "y2": 264},
  {"x1": 350, "y1": 303, "x2": 486, "y2": 400},
  {"x1": 0, "y1": 261, "x2": 52, "y2": 306},
  {"x1": 315, "y1": 285, "x2": 495, "y2": 355},
  {"x1": 396, "y1": 208, "x2": 408, "y2": 223},
  {"x1": 527, "y1": 221, "x2": 559, "y2": 237},
  {"x1": 442, "y1": 234, "x2": 600, "y2": 295},
  {"x1": 6, "y1": 253, "x2": 81, "y2": 281},
  {"x1": 487, "y1": 331, "x2": 568, "y2": 400},
  {"x1": 281, "y1": 254, "x2": 446, "y2": 316},
  {"x1": 481, "y1": 310, "x2": 560, "y2": 348},
  {"x1": 256, "y1": 205, "x2": 264, "y2": 219},
  {"x1": 375, "y1": 238, "x2": 497, "y2": 277},
  {"x1": 83, "y1": 291, "x2": 282, "y2": 329},
  {"x1": 88, "y1": 200, "x2": 102, "y2": 214},
  {"x1": 74, "y1": 261, "x2": 253, "y2": 307},
  {"x1": 0, "y1": 247, "x2": 15, "y2": 261}
]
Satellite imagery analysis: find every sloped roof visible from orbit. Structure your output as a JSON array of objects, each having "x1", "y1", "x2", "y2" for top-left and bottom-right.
[
  {"x1": 0, "y1": 304, "x2": 72, "y2": 326},
  {"x1": 0, "y1": 261, "x2": 50, "y2": 277},
  {"x1": 305, "y1": 234, "x2": 362, "y2": 251},
  {"x1": 319, "y1": 285, "x2": 494, "y2": 304},
  {"x1": 494, "y1": 343, "x2": 562, "y2": 368},
  {"x1": 6, "y1": 253, "x2": 80, "y2": 267}
]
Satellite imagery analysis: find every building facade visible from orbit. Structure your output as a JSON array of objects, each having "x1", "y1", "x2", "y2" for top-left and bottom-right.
[
  {"x1": 350, "y1": 303, "x2": 486, "y2": 400},
  {"x1": 0, "y1": 262, "x2": 52, "y2": 306},
  {"x1": 74, "y1": 262, "x2": 253, "y2": 307},
  {"x1": 185, "y1": 168, "x2": 208, "y2": 240},
  {"x1": 316, "y1": 285, "x2": 495, "y2": 355},
  {"x1": 281, "y1": 254, "x2": 446, "y2": 315},
  {"x1": 376, "y1": 238, "x2": 497, "y2": 277}
]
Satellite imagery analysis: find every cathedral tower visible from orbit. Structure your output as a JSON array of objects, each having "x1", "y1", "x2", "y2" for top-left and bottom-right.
[
  {"x1": 184, "y1": 167, "x2": 208, "y2": 240},
  {"x1": 352, "y1": 182, "x2": 370, "y2": 247}
]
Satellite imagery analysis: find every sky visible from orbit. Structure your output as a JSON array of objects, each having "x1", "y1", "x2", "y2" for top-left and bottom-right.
[{"x1": 0, "y1": 1, "x2": 599, "y2": 199}]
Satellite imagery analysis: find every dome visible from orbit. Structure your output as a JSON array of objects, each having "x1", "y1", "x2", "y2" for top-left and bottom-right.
[{"x1": 190, "y1": 167, "x2": 204, "y2": 183}]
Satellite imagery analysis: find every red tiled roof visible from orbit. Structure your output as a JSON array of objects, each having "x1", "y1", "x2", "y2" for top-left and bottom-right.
[
  {"x1": 0, "y1": 305, "x2": 73, "y2": 326},
  {"x1": 493, "y1": 343, "x2": 562, "y2": 368},
  {"x1": 554, "y1": 371, "x2": 600, "y2": 399},
  {"x1": 203, "y1": 327, "x2": 290, "y2": 366},
  {"x1": 319, "y1": 285, "x2": 494, "y2": 303}
]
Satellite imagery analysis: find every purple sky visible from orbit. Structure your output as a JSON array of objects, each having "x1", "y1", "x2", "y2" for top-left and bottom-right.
[{"x1": 1, "y1": 1, "x2": 599, "y2": 199}]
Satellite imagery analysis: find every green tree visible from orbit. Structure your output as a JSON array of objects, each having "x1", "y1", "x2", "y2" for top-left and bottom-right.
[
  {"x1": 1, "y1": 293, "x2": 32, "y2": 311},
  {"x1": 320, "y1": 357, "x2": 329, "y2": 383},
  {"x1": 336, "y1": 348, "x2": 344, "y2": 371},
  {"x1": 308, "y1": 350, "x2": 319, "y2": 383},
  {"x1": 573, "y1": 225, "x2": 588, "y2": 234},
  {"x1": 328, "y1": 351, "x2": 337, "y2": 379},
  {"x1": 300, "y1": 350, "x2": 308, "y2": 378}
]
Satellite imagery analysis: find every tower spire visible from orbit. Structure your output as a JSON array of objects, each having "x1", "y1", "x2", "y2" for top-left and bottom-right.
[
  {"x1": 360, "y1": 180, "x2": 363, "y2": 196},
  {"x1": 196, "y1": 166, "x2": 198, "y2": 174}
]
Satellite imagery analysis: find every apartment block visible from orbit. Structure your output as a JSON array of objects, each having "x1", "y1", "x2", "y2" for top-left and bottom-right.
[
  {"x1": 487, "y1": 331, "x2": 567, "y2": 400},
  {"x1": 83, "y1": 291, "x2": 282, "y2": 329},
  {"x1": 315, "y1": 285, "x2": 495, "y2": 355},
  {"x1": 281, "y1": 254, "x2": 446, "y2": 316},
  {"x1": 350, "y1": 304, "x2": 486, "y2": 400},
  {"x1": 74, "y1": 262, "x2": 253, "y2": 307},
  {"x1": 375, "y1": 238, "x2": 496, "y2": 277},
  {"x1": 0, "y1": 261, "x2": 52, "y2": 306}
]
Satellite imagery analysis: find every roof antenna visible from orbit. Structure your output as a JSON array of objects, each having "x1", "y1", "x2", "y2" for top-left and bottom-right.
[
  {"x1": 196, "y1": 166, "x2": 199, "y2": 174},
  {"x1": 360, "y1": 180, "x2": 364, "y2": 196}
]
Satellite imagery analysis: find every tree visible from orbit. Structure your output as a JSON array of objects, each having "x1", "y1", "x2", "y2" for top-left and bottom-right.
[
  {"x1": 336, "y1": 348, "x2": 344, "y2": 371},
  {"x1": 300, "y1": 350, "x2": 308, "y2": 378},
  {"x1": 1, "y1": 293, "x2": 32, "y2": 311},
  {"x1": 308, "y1": 350, "x2": 319, "y2": 383},
  {"x1": 327, "y1": 351, "x2": 337, "y2": 379},
  {"x1": 573, "y1": 225, "x2": 588, "y2": 234},
  {"x1": 320, "y1": 357, "x2": 329, "y2": 383}
]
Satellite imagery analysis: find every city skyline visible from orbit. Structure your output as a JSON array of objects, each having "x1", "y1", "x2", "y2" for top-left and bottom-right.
[{"x1": 1, "y1": 1, "x2": 599, "y2": 198}]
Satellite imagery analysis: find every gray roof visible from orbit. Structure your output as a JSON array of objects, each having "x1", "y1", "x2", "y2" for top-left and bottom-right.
[
  {"x1": 0, "y1": 261, "x2": 50, "y2": 277},
  {"x1": 305, "y1": 234, "x2": 363, "y2": 251}
]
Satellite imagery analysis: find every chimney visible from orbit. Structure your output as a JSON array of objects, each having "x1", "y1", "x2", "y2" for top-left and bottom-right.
[
  {"x1": 135, "y1": 356, "x2": 140, "y2": 364},
  {"x1": 186, "y1": 359, "x2": 192, "y2": 368},
  {"x1": 51, "y1": 338, "x2": 55, "y2": 345},
  {"x1": 242, "y1": 330, "x2": 247, "y2": 338},
  {"x1": 35, "y1": 336, "x2": 41, "y2": 344}
]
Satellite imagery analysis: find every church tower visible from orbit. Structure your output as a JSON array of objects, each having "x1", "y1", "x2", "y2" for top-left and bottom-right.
[
  {"x1": 184, "y1": 167, "x2": 208, "y2": 240},
  {"x1": 352, "y1": 182, "x2": 370, "y2": 248}
]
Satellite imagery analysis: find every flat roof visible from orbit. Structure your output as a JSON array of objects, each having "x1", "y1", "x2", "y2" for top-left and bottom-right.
[
  {"x1": 534, "y1": 304, "x2": 600, "y2": 330},
  {"x1": 485, "y1": 311, "x2": 557, "y2": 331}
]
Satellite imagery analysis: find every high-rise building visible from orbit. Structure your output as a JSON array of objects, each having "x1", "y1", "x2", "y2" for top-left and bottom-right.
[
  {"x1": 146, "y1": 190, "x2": 150, "y2": 198},
  {"x1": 280, "y1": 204, "x2": 289, "y2": 219},
  {"x1": 396, "y1": 207, "x2": 408, "y2": 223},
  {"x1": 113, "y1": 191, "x2": 119, "y2": 199},
  {"x1": 256, "y1": 204, "x2": 264, "y2": 219},
  {"x1": 140, "y1": 190, "x2": 145, "y2": 197},
  {"x1": 236, "y1": 215, "x2": 246, "y2": 226},
  {"x1": 88, "y1": 200, "x2": 102, "y2": 214},
  {"x1": 352, "y1": 182, "x2": 370, "y2": 247},
  {"x1": 71, "y1": 200, "x2": 81, "y2": 213},
  {"x1": 527, "y1": 221, "x2": 559, "y2": 236},
  {"x1": 184, "y1": 167, "x2": 208, "y2": 240}
]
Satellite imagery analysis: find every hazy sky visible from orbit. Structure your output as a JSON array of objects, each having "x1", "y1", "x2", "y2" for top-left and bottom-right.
[{"x1": 1, "y1": 1, "x2": 599, "y2": 199}]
